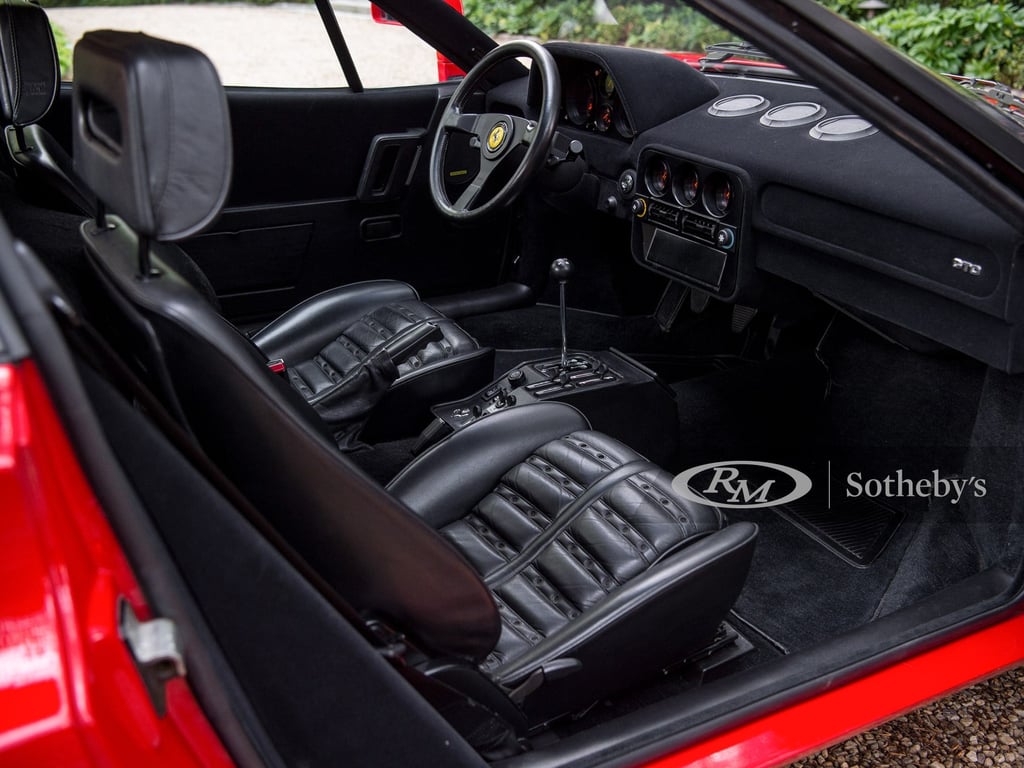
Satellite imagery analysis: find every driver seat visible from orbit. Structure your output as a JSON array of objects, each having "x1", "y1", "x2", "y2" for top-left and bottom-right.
[{"x1": 70, "y1": 31, "x2": 491, "y2": 445}]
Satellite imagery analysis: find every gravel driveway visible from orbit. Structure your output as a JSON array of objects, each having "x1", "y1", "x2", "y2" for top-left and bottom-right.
[
  {"x1": 49, "y1": 3, "x2": 438, "y2": 87},
  {"x1": 44, "y1": 5, "x2": 1024, "y2": 766}
]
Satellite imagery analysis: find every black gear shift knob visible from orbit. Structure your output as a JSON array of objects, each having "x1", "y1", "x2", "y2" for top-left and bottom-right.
[{"x1": 550, "y1": 258, "x2": 574, "y2": 283}]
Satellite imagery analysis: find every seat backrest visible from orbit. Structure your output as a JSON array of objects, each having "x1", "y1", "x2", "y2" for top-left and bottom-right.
[
  {"x1": 72, "y1": 30, "x2": 501, "y2": 661},
  {"x1": 0, "y1": 0, "x2": 94, "y2": 213}
]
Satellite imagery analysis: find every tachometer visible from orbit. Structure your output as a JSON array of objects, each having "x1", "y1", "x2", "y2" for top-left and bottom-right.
[{"x1": 564, "y1": 78, "x2": 595, "y2": 126}]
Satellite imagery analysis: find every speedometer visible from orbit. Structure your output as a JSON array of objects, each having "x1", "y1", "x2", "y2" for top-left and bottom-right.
[{"x1": 564, "y1": 78, "x2": 595, "y2": 126}]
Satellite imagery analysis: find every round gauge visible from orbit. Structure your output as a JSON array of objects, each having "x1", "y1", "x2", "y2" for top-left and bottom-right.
[
  {"x1": 645, "y1": 158, "x2": 672, "y2": 198},
  {"x1": 613, "y1": 108, "x2": 632, "y2": 138},
  {"x1": 702, "y1": 172, "x2": 733, "y2": 217},
  {"x1": 595, "y1": 102, "x2": 614, "y2": 133},
  {"x1": 672, "y1": 165, "x2": 700, "y2": 207},
  {"x1": 564, "y1": 78, "x2": 595, "y2": 126},
  {"x1": 601, "y1": 73, "x2": 616, "y2": 98}
]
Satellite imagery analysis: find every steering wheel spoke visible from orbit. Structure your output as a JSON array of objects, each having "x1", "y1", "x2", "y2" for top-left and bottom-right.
[
  {"x1": 452, "y1": 158, "x2": 497, "y2": 212},
  {"x1": 443, "y1": 110, "x2": 482, "y2": 136},
  {"x1": 510, "y1": 115, "x2": 540, "y2": 147}
]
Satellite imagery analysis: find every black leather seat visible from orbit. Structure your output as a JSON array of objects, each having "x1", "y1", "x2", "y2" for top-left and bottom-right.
[
  {"x1": 66, "y1": 31, "x2": 490, "y2": 444},
  {"x1": 71, "y1": 30, "x2": 757, "y2": 743},
  {"x1": 0, "y1": 0, "x2": 95, "y2": 214},
  {"x1": 249, "y1": 278, "x2": 489, "y2": 440}
]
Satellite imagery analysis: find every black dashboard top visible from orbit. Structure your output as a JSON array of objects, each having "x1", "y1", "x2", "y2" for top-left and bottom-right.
[{"x1": 489, "y1": 43, "x2": 1024, "y2": 371}]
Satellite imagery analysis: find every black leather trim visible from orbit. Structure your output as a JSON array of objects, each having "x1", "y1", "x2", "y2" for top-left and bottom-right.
[
  {"x1": 493, "y1": 521, "x2": 760, "y2": 681},
  {"x1": 388, "y1": 402, "x2": 591, "y2": 529},
  {"x1": 72, "y1": 32, "x2": 232, "y2": 240},
  {"x1": 496, "y1": 522, "x2": 758, "y2": 722},
  {"x1": 426, "y1": 282, "x2": 534, "y2": 320},
  {"x1": 0, "y1": 0, "x2": 58, "y2": 127},
  {"x1": 483, "y1": 459, "x2": 653, "y2": 588},
  {"x1": 5, "y1": 124, "x2": 96, "y2": 215},
  {"x1": 252, "y1": 279, "x2": 421, "y2": 361}
]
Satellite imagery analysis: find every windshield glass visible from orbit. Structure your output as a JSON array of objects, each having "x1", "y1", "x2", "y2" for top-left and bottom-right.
[{"x1": 463, "y1": 0, "x2": 1024, "y2": 89}]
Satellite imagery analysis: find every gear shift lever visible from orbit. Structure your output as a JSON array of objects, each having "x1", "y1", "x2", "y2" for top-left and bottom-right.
[{"x1": 550, "y1": 258, "x2": 574, "y2": 374}]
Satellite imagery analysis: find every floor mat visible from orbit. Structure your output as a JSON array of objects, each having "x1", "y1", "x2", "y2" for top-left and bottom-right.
[{"x1": 777, "y1": 496, "x2": 905, "y2": 567}]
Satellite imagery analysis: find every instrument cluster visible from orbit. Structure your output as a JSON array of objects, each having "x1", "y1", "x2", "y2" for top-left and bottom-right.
[
  {"x1": 643, "y1": 157, "x2": 736, "y2": 219},
  {"x1": 562, "y1": 66, "x2": 633, "y2": 139}
]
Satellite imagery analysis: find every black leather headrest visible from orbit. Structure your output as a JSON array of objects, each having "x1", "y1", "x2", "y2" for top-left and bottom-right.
[
  {"x1": 72, "y1": 31, "x2": 231, "y2": 241},
  {"x1": 0, "y1": 0, "x2": 59, "y2": 127}
]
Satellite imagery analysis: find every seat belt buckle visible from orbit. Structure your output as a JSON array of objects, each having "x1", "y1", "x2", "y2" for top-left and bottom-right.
[{"x1": 266, "y1": 358, "x2": 286, "y2": 374}]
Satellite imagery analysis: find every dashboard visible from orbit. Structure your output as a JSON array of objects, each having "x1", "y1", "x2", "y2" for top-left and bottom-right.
[{"x1": 485, "y1": 42, "x2": 1024, "y2": 372}]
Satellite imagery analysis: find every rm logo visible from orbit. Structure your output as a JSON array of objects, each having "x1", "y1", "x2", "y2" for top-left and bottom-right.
[{"x1": 672, "y1": 461, "x2": 813, "y2": 509}]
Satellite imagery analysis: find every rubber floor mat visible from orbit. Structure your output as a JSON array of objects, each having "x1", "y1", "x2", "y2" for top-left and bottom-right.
[{"x1": 776, "y1": 496, "x2": 904, "y2": 567}]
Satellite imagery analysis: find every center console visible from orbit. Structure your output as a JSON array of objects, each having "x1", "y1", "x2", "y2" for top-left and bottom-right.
[
  {"x1": 414, "y1": 349, "x2": 679, "y2": 465},
  {"x1": 413, "y1": 258, "x2": 680, "y2": 464}
]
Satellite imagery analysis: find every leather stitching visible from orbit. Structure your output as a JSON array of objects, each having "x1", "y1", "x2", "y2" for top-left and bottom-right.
[
  {"x1": 552, "y1": 529, "x2": 616, "y2": 592},
  {"x1": 493, "y1": 594, "x2": 543, "y2": 645},
  {"x1": 485, "y1": 459, "x2": 654, "y2": 589}
]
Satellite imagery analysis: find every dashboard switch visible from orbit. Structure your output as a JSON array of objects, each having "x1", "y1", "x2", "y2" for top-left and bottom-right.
[
  {"x1": 619, "y1": 169, "x2": 637, "y2": 195},
  {"x1": 716, "y1": 227, "x2": 736, "y2": 250},
  {"x1": 631, "y1": 198, "x2": 648, "y2": 218}
]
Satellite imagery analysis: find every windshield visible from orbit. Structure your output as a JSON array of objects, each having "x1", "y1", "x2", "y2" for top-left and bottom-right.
[{"x1": 463, "y1": 1, "x2": 1023, "y2": 85}]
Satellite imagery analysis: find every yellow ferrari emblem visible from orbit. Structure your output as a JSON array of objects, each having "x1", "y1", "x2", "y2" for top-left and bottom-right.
[{"x1": 487, "y1": 122, "x2": 508, "y2": 151}]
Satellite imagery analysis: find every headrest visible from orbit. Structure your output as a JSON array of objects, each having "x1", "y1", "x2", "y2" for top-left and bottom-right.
[
  {"x1": 72, "y1": 31, "x2": 231, "y2": 241},
  {"x1": 0, "y1": 0, "x2": 59, "y2": 127}
]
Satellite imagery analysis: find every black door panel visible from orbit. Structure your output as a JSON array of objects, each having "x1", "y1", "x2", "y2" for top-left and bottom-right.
[
  {"x1": 221, "y1": 86, "x2": 439, "y2": 206},
  {"x1": 45, "y1": 83, "x2": 510, "y2": 323}
]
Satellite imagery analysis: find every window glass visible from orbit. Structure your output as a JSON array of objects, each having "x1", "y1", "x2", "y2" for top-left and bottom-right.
[
  {"x1": 335, "y1": 10, "x2": 442, "y2": 88},
  {"x1": 45, "y1": 1, "x2": 442, "y2": 87}
]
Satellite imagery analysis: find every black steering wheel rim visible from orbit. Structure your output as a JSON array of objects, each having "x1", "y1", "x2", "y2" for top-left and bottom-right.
[{"x1": 429, "y1": 39, "x2": 561, "y2": 222}]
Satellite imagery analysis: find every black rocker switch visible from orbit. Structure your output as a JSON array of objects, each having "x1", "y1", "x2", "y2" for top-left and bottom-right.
[{"x1": 550, "y1": 258, "x2": 574, "y2": 378}]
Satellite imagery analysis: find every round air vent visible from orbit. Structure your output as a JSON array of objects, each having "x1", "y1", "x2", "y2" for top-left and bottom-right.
[
  {"x1": 759, "y1": 102, "x2": 826, "y2": 127},
  {"x1": 810, "y1": 115, "x2": 879, "y2": 142},
  {"x1": 708, "y1": 94, "x2": 769, "y2": 117}
]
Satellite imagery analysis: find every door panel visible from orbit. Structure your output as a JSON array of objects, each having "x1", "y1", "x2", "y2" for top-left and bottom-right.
[
  {"x1": 44, "y1": 83, "x2": 511, "y2": 324},
  {"x1": 197, "y1": 84, "x2": 511, "y2": 323}
]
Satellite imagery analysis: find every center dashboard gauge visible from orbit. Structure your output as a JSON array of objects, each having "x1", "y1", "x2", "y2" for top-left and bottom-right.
[
  {"x1": 564, "y1": 77, "x2": 595, "y2": 126},
  {"x1": 672, "y1": 165, "x2": 700, "y2": 207},
  {"x1": 645, "y1": 158, "x2": 672, "y2": 197},
  {"x1": 703, "y1": 172, "x2": 734, "y2": 217},
  {"x1": 595, "y1": 102, "x2": 614, "y2": 133}
]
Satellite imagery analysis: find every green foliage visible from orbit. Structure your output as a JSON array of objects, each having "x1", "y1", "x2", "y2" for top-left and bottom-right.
[
  {"x1": 462, "y1": 0, "x2": 731, "y2": 51},
  {"x1": 465, "y1": 0, "x2": 1024, "y2": 87},
  {"x1": 862, "y1": 3, "x2": 1024, "y2": 85},
  {"x1": 50, "y1": 22, "x2": 72, "y2": 77}
]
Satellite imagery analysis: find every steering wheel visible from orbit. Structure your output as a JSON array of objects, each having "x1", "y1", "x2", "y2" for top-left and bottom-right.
[{"x1": 429, "y1": 39, "x2": 561, "y2": 222}]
